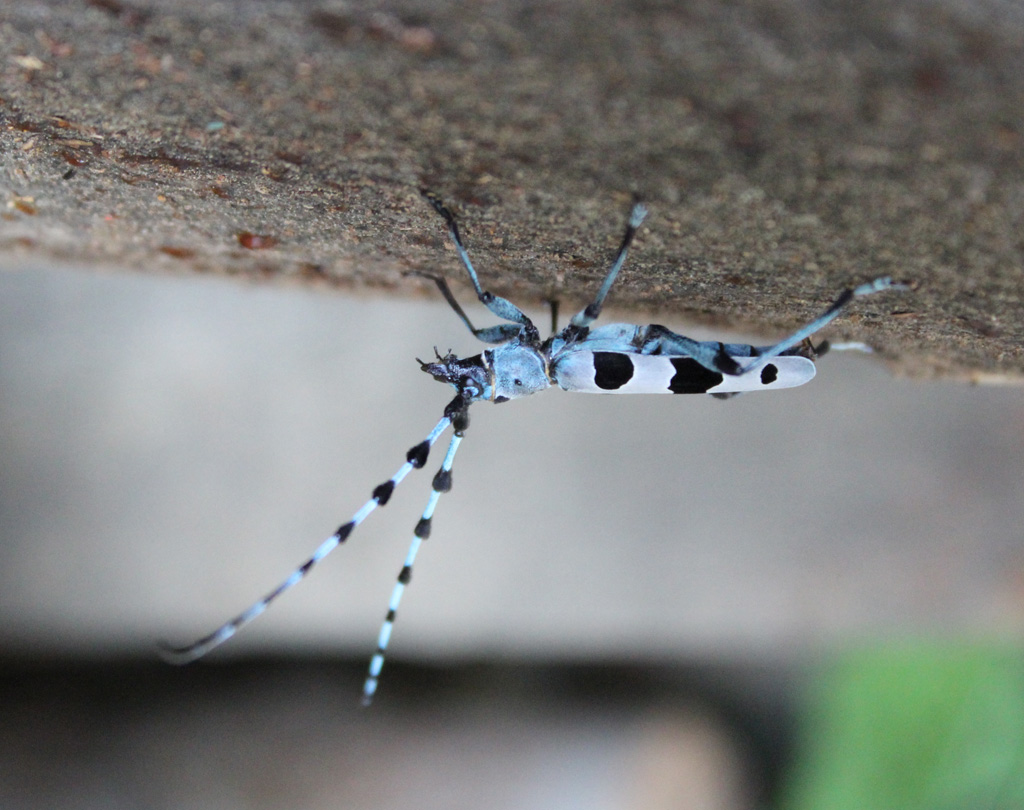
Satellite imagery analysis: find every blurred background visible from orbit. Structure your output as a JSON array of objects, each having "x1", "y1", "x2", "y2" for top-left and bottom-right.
[
  {"x1": 4, "y1": 0, "x2": 1024, "y2": 805},
  {"x1": 2, "y1": 260, "x2": 1023, "y2": 809}
]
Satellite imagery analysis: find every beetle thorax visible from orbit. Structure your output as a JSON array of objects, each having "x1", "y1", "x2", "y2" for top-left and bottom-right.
[{"x1": 484, "y1": 342, "x2": 551, "y2": 403}]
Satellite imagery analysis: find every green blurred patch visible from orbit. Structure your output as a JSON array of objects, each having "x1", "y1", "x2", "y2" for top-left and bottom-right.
[{"x1": 780, "y1": 642, "x2": 1024, "y2": 810}]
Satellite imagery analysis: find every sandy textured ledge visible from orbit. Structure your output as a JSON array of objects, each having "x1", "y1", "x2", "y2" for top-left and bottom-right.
[{"x1": 2, "y1": 0, "x2": 1022, "y2": 378}]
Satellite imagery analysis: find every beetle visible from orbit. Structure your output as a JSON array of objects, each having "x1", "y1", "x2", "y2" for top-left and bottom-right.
[{"x1": 162, "y1": 190, "x2": 906, "y2": 703}]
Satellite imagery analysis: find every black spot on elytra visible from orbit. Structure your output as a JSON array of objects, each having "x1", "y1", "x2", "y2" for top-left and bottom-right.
[
  {"x1": 668, "y1": 358, "x2": 724, "y2": 394},
  {"x1": 593, "y1": 352, "x2": 635, "y2": 390},
  {"x1": 760, "y1": 363, "x2": 778, "y2": 384},
  {"x1": 714, "y1": 343, "x2": 742, "y2": 375}
]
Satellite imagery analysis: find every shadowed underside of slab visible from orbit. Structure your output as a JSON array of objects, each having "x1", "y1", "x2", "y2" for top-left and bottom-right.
[{"x1": 1, "y1": 0, "x2": 1022, "y2": 379}]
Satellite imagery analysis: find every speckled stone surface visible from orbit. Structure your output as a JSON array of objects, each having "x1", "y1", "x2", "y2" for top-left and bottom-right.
[{"x1": 2, "y1": 0, "x2": 1023, "y2": 377}]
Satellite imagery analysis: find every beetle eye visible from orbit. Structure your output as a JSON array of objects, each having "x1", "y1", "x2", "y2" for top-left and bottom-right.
[{"x1": 514, "y1": 378, "x2": 523, "y2": 387}]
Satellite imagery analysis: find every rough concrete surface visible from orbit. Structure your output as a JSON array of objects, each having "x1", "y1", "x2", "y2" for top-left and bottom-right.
[{"x1": 1, "y1": 0, "x2": 1023, "y2": 377}]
